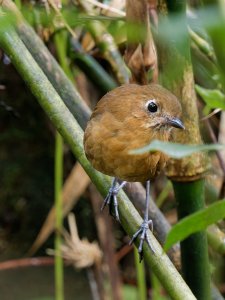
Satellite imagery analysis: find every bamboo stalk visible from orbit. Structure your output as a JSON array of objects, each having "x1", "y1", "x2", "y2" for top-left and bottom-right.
[
  {"x1": 173, "y1": 180, "x2": 210, "y2": 300},
  {"x1": 54, "y1": 132, "x2": 64, "y2": 300},
  {"x1": 0, "y1": 26, "x2": 196, "y2": 300},
  {"x1": 134, "y1": 247, "x2": 147, "y2": 300},
  {"x1": 159, "y1": 1, "x2": 211, "y2": 299}
]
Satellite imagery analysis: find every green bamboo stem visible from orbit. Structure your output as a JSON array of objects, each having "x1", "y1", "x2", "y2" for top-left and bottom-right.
[
  {"x1": 0, "y1": 27, "x2": 196, "y2": 300},
  {"x1": 189, "y1": 28, "x2": 216, "y2": 63},
  {"x1": 18, "y1": 24, "x2": 91, "y2": 129},
  {"x1": 191, "y1": 42, "x2": 219, "y2": 89},
  {"x1": 54, "y1": 132, "x2": 64, "y2": 300},
  {"x1": 54, "y1": 31, "x2": 73, "y2": 81},
  {"x1": 134, "y1": 247, "x2": 147, "y2": 300},
  {"x1": 173, "y1": 180, "x2": 211, "y2": 300},
  {"x1": 71, "y1": 39, "x2": 117, "y2": 92},
  {"x1": 189, "y1": 19, "x2": 220, "y2": 89},
  {"x1": 151, "y1": 274, "x2": 165, "y2": 300}
]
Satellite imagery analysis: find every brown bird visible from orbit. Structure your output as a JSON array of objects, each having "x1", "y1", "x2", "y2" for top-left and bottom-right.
[{"x1": 84, "y1": 83, "x2": 184, "y2": 258}]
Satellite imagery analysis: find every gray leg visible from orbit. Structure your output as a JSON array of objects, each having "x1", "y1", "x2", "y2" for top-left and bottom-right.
[
  {"x1": 101, "y1": 178, "x2": 127, "y2": 221},
  {"x1": 129, "y1": 180, "x2": 154, "y2": 261}
]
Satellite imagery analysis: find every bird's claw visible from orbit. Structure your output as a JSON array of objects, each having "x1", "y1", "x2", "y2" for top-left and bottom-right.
[
  {"x1": 101, "y1": 186, "x2": 120, "y2": 221},
  {"x1": 129, "y1": 219, "x2": 154, "y2": 262}
]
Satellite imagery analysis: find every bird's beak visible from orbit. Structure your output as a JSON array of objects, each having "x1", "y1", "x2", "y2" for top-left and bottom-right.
[{"x1": 166, "y1": 117, "x2": 185, "y2": 129}]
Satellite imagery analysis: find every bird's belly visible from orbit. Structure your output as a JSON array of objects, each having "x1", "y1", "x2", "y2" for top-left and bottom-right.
[
  {"x1": 91, "y1": 148, "x2": 168, "y2": 182},
  {"x1": 115, "y1": 152, "x2": 168, "y2": 182}
]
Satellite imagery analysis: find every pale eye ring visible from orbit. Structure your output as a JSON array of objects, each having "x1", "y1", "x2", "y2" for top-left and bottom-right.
[{"x1": 146, "y1": 100, "x2": 158, "y2": 113}]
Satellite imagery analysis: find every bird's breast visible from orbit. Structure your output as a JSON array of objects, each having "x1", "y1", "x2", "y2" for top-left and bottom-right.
[{"x1": 84, "y1": 116, "x2": 170, "y2": 182}]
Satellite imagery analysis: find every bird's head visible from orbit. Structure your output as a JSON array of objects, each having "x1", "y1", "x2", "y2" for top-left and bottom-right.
[{"x1": 129, "y1": 84, "x2": 185, "y2": 131}]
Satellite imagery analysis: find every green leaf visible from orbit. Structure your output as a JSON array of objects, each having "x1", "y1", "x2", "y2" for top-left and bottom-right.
[
  {"x1": 195, "y1": 85, "x2": 225, "y2": 109},
  {"x1": 130, "y1": 140, "x2": 225, "y2": 158},
  {"x1": 164, "y1": 200, "x2": 225, "y2": 251}
]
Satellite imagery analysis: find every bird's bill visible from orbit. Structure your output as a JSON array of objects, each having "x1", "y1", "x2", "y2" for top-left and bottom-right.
[{"x1": 166, "y1": 117, "x2": 185, "y2": 129}]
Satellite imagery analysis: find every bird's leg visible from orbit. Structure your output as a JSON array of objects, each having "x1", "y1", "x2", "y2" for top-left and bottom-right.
[
  {"x1": 101, "y1": 177, "x2": 127, "y2": 221},
  {"x1": 129, "y1": 180, "x2": 154, "y2": 261}
]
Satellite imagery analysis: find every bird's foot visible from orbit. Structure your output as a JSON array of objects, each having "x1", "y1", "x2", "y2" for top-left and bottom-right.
[
  {"x1": 101, "y1": 179, "x2": 126, "y2": 221},
  {"x1": 129, "y1": 219, "x2": 154, "y2": 262},
  {"x1": 101, "y1": 186, "x2": 120, "y2": 220}
]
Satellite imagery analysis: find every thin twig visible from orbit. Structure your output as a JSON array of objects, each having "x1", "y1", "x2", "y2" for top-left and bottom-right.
[
  {"x1": 47, "y1": 0, "x2": 78, "y2": 39},
  {"x1": 201, "y1": 108, "x2": 221, "y2": 121},
  {"x1": 0, "y1": 257, "x2": 54, "y2": 271},
  {"x1": 85, "y1": 0, "x2": 125, "y2": 16}
]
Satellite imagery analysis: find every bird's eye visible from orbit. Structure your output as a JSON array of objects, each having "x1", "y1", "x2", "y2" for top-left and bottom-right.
[{"x1": 147, "y1": 101, "x2": 158, "y2": 113}]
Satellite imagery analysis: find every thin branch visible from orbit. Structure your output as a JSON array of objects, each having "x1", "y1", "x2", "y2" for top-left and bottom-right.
[
  {"x1": 201, "y1": 108, "x2": 221, "y2": 121},
  {"x1": 0, "y1": 257, "x2": 54, "y2": 270}
]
